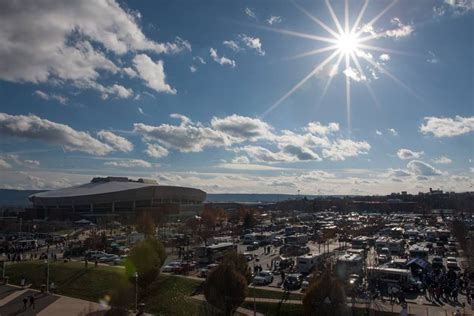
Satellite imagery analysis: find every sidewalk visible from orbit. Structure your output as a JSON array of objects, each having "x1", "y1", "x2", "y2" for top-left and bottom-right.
[{"x1": 0, "y1": 284, "x2": 105, "y2": 316}]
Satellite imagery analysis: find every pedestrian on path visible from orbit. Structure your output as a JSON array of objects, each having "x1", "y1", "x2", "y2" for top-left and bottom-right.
[
  {"x1": 22, "y1": 297, "x2": 28, "y2": 310},
  {"x1": 29, "y1": 295, "x2": 35, "y2": 309},
  {"x1": 400, "y1": 303, "x2": 407, "y2": 316}
]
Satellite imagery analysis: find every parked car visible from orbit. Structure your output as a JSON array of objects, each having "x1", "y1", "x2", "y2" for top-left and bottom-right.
[
  {"x1": 246, "y1": 242, "x2": 259, "y2": 251},
  {"x1": 446, "y1": 257, "x2": 460, "y2": 270},
  {"x1": 199, "y1": 263, "x2": 219, "y2": 278},
  {"x1": 283, "y1": 274, "x2": 303, "y2": 290},
  {"x1": 163, "y1": 261, "x2": 182, "y2": 273},
  {"x1": 253, "y1": 271, "x2": 274, "y2": 285},
  {"x1": 301, "y1": 275, "x2": 311, "y2": 291},
  {"x1": 431, "y1": 256, "x2": 444, "y2": 270}
]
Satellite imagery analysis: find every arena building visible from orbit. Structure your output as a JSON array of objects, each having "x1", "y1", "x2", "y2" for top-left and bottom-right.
[{"x1": 27, "y1": 177, "x2": 206, "y2": 221}]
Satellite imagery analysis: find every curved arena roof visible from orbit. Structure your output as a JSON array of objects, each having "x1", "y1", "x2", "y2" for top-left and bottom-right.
[{"x1": 29, "y1": 177, "x2": 206, "y2": 207}]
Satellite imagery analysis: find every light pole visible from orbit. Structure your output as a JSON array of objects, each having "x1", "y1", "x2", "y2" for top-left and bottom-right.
[
  {"x1": 134, "y1": 272, "x2": 139, "y2": 312},
  {"x1": 45, "y1": 255, "x2": 50, "y2": 293}
]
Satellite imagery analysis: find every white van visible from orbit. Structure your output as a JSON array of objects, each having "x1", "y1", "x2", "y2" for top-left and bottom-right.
[{"x1": 297, "y1": 253, "x2": 322, "y2": 274}]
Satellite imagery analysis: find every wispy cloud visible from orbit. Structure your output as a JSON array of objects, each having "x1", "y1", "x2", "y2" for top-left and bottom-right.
[
  {"x1": 267, "y1": 15, "x2": 282, "y2": 25},
  {"x1": 420, "y1": 116, "x2": 474, "y2": 137},
  {"x1": 209, "y1": 48, "x2": 236, "y2": 68}
]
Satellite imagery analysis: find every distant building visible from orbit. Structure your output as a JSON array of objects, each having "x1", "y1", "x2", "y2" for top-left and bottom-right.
[{"x1": 27, "y1": 177, "x2": 206, "y2": 221}]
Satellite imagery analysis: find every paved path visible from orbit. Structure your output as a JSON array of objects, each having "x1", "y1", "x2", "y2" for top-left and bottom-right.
[{"x1": 0, "y1": 284, "x2": 105, "y2": 316}]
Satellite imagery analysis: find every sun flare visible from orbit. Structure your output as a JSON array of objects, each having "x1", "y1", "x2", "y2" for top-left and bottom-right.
[
  {"x1": 262, "y1": 0, "x2": 413, "y2": 134},
  {"x1": 336, "y1": 32, "x2": 360, "y2": 55}
]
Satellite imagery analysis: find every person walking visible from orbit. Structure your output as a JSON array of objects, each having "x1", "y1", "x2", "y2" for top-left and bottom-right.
[
  {"x1": 22, "y1": 297, "x2": 28, "y2": 310},
  {"x1": 29, "y1": 295, "x2": 35, "y2": 309}
]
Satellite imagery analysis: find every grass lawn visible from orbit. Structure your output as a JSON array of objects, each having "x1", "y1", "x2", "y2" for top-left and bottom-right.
[
  {"x1": 142, "y1": 274, "x2": 205, "y2": 316},
  {"x1": 1, "y1": 262, "x2": 305, "y2": 315},
  {"x1": 3, "y1": 261, "x2": 128, "y2": 302},
  {"x1": 2, "y1": 261, "x2": 209, "y2": 315}
]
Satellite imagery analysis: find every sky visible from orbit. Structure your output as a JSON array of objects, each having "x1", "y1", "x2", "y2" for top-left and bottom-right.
[{"x1": 0, "y1": 0, "x2": 473, "y2": 195}]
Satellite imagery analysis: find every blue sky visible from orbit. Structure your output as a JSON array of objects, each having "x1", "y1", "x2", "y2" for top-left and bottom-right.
[{"x1": 0, "y1": 0, "x2": 473, "y2": 194}]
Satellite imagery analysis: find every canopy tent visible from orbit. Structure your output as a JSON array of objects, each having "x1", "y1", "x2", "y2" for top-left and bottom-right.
[{"x1": 406, "y1": 258, "x2": 432, "y2": 271}]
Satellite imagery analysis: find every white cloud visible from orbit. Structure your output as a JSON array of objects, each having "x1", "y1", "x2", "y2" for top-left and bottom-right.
[
  {"x1": 245, "y1": 7, "x2": 257, "y2": 19},
  {"x1": 33, "y1": 90, "x2": 68, "y2": 105},
  {"x1": 388, "y1": 168, "x2": 411, "y2": 178},
  {"x1": 427, "y1": 51, "x2": 439, "y2": 64},
  {"x1": 194, "y1": 56, "x2": 206, "y2": 65},
  {"x1": 145, "y1": 143, "x2": 169, "y2": 158},
  {"x1": 343, "y1": 67, "x2": 367, "y2": 82},
  {"x1": 267, "y1": 16, "x2": 282, "y2": 25},
  {"x1": 0, "y1": 159, "x2": 12, "y2": 169},
  {"x1": 432, "y1": 156, "x2": 452, "y2": 164},
  {"x1": 132, "y1": 54, "x2": 176, "y2": 94},
  {"x1": 239, "y1": 34, "x2": 265, "y2": 56},
  {"x1": 397, "y1": 148, "x2": 424, "y2": 160},
  {"x1": 322, "y1": 139, "x2": 371, "y2": 161},
  {"x1": 190, "y1": 56, "x2": 206, "y2": 73},
  {"x1": 134, "y1": 114, "x2": 231, "y2": 152},
  {"x1": 210, "y1": 114, "x2": 273, "y2": 141},
  {"x1": 420, "y1": 116, "x2": 474, "y2": 137},
  {"x1": 134, "y1": 115, "x2": 370, "y2": 163},
  {"x1": 305, "y1": 122, "x2": 339, "y2": 136},
  {"x1": 379, "y1": 54, "x2": 390, "y2": 61},
  {"x1": 231, "y1": 156, "x2": 250, "y2": 164},
  {"x1": 0, "y1": 1, "x2": 189, "y2": 97},
  {"x1": 0, "y1": 112, "x2": 112, "y2": 155},
  {"x1": 223, "y1": 40, "x2": 241, "y2": 52},
  {"x1": 24, "y1": 159, "x2": 40, "y2": 167},
  {"x1": 236, "y1": 145, "x2": 292, "y2": 163},
  {"x1": 123, "y1": 67, "x2": 138, "y2": 78},
  {"x1": 407, "y1": 160, "x2": 443, "y2": 176},
  {"x1": 388, "y1": 128, "x2": 398, "y2": 136},
  {"x1": 104, "y1": 159, "x2": 152, "y2": 168},
  {"x1": 209, "y1": 48, "x2": 236, "y2": 68},
  {"x1": 281, "y1": 144, "x2": 321, "y2": 161},
  {"x1": 138, "y1": 107, "x2": 145, "y2": 115},
  {"x1": 97, "y1": 130, "x2": 133, "y2": 152},
  {"x1": 434, "y1": 0, "x2": 474, "y2": 16},
  {"x1": 218, "y1": 163, "x2": 286, "y2": 171},
  {"x1": 1, "y1": 154, "x2": 40, "y2": 168},
  {"x1": 375, "y1": 130, "x2": 383, "y2": 136},
  {"x1": 385, "y1": 18, "x2": 414, "y2": 38}
]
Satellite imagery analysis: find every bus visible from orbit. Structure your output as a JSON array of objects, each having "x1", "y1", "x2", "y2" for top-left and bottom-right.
[
  {"x1": 367, "y1": 267, "x2": 421, "y2": 292},
  {"x1": 196, "y1": 242, "x2": 237, "y2": 264}
]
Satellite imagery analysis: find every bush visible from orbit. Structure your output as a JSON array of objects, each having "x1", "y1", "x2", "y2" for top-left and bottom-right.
[{"x1": 125, "y1": 238, "x2": 166, "y2": 289}]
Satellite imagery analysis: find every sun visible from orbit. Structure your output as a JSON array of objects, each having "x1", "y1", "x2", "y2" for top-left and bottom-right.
[
  {"x1": 336, "y1": 32, "x2": 360, "y2": 55},
  {"x1": 260, "y1": 0, "x2": 413, "y2": 134}
]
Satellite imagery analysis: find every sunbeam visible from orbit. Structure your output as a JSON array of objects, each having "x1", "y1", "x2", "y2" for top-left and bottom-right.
[{"x1": 261, "y1": 0, "x2": 414, "y2": 132}]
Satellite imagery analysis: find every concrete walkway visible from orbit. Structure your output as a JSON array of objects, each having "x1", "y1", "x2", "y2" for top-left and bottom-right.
[{"x1": 0, "y1": 284, "x2": 105, "y2": 316}]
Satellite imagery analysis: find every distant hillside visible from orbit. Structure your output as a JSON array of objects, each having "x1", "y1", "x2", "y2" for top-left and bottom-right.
[
  {"x1": 0, "y1": 189, "x2": 45, "y2": 207},
  {"x1": 205, "y1": 193, "x2": 319, "y2": 203},
  {"x1": 0, "y1": 189, "x2": 318, "y2": 206}
]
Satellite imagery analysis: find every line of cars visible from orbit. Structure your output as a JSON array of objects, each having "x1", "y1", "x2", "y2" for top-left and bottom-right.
[
  {"x1": 162, "y1": 260, "x2": 198, "y2": 275},
  {"x1": 84, "y1": 250, "x2": 127, "y2": 265}
]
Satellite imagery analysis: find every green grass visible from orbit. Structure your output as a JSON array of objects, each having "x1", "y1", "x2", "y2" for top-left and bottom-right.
[
  {"x1": 143, "y1": 275, "x2": 205, "y2": 316},
  {"x1": 249, "y1": 288, "x2": 303, "y2": 301},
  {"x1": 2, "y1": 261, "x2": 208, "y2": 315},
  {"x1": 3, "y1": 261, "x2": 128, "y2": 302},
  {"x1": 1, "y1": 262, "x2": 306, "y2": 315}
]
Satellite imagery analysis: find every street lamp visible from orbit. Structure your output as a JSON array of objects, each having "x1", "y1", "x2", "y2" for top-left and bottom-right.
[
  {"x1": 44, "y1": 255, "x2": 50, "y2": 293},
  {"x1": 134, "y1": 272, "x2": 139, "y2": 312}
]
